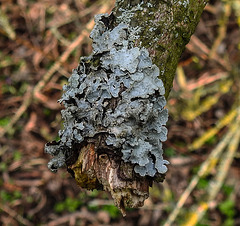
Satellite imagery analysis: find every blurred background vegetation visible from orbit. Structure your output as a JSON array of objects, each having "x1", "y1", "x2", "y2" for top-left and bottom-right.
[{"x1": 0, "y1": 0, "x2": 239, "y2": 225}]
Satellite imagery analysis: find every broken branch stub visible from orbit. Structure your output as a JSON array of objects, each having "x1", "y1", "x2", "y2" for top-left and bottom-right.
[{"x1": 45, "y1": 11, "x2": 169, "y2": 214}]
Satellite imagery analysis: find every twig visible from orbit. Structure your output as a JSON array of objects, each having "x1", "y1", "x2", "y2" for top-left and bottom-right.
[
  {"x1": 182, "y1": 92, "x2": 222, "y2": 121},
  {"x1": 28, "y1": 192, "x2": 47, "y2": 216},
  {"x1": 0, "y1": 3, "x2": 111, "y2": 138},
  {"x1": 32, "y1": 29, "x2": 89, "y2": 96},
  {"x1": 46, "y1": 209, "x2": 98, "y2": 226},
  {"x1": 33, "y1": 3, "x2": 110, "y2": 96},
  {"x1": 0, "y1": 203, "x2": 34, "y2": 226},
  {"x1": 208, "y1": 2, "x2": 231, "y2": 59},
  {"x1": 0, "y1": 8, "x2": 16, "y2": 40},
  {"x1": 187, "y1": 72, "x2": 228, "y2": 91},
  {"x1": 188, "y1": 107, "x2": 238, "y2": 150},
  {"x1": 187, "y1": 35, "x2": 231, "y2": 71},
  {"x1": 208, "y1": 123, "x2": 240, "y2": 201},
  {"x1": 182, "y1": 115, "x2": 240, "y2": 225},
  {"x1": 163, "y1": 121, "x2": 238, "y2": 226},
  {"x1": 0, "y1": 86, "x2": 33, "y2": 138}
]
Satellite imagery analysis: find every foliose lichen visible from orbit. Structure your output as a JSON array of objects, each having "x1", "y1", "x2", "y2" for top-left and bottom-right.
[{"x1": 45, "y1": 13, "x2": 169, "y2": 177}]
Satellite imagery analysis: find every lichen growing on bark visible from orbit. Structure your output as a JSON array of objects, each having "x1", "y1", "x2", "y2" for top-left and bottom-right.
[
  {"x1": 44, "y1": 0, "x2": 208, "y2": 214},
  {"x1": 114, "y1": 0, "x2": 208, "y2": 98},
  {"x1": 45, "y1": 13, "x2": 169, "y2": 177}
]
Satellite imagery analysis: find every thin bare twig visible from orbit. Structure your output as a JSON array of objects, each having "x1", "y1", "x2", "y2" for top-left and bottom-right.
[
  {"x1": 188, "y1": 107, "x2": 238, "y2": 151},
  {"x1": 46, "y1": 209, "x2": 98, "y2": 226},
  {"x1": 163, "y1": 119, "x2": 238, "y2": 226},
  {"x1": 0, "y1": 86, "x2": 33, "y2": 137},
  {"x1": 187, "y1": 35, "x2": 231, "y2": 71},
  {"x1": 0, "y1": 203, "x2": 34, "y2": 226},
  {"x1": 182, "y1": 113, "x2": 240, "y2": 225},
  {"x1": 208, "y1": 2, "x2": 231, "y2": 59},
  {"x1": 0, "y1": 4, "x2": 111, "y2": 138}
]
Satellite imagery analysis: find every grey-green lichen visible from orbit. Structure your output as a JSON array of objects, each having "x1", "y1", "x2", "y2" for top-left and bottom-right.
[
  {"x1": 113, "y1": 0, "x2": 208, "y2": 98},
  {"x1": 45, "y1": 13, "x2": 169, "y2": 177}
]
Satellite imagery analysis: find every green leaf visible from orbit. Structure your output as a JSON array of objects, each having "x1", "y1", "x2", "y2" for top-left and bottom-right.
[{"x1": 219, "y1": 199, "x2": 235, "y2": 218}]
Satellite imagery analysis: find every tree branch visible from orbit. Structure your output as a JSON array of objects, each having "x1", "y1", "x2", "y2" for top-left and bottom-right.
[{"x1": 45, "y1": 0, "x2": 208, "y2": 216}]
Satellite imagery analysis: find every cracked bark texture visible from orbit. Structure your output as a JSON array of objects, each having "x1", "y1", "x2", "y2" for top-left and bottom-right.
[{"x1": 46, "y1": 0, "x2": 208, "y2": 216}]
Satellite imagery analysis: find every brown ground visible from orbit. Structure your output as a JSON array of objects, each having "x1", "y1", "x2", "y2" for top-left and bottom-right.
[{"x1": 0, "y1": 0, "x2": 239, "y2": 225}]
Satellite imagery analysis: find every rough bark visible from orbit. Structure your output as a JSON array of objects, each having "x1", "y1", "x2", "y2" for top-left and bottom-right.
[
  {"x1": 68, "y1": 143, "x2": 154, "y2": 216},
  {"x1": 45, "y1": 0, "x2": 208, "y2": 216}
]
